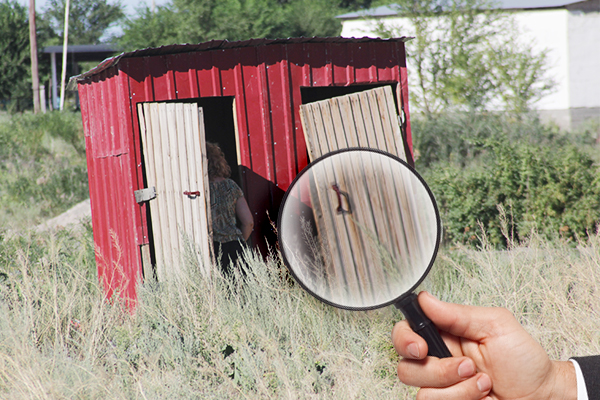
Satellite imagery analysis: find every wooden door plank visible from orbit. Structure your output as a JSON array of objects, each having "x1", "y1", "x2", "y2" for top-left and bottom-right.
[
  {"x1": 195, "y1": 107, "x2": 213, "y2": 270},
  {"x1": 167, "y1": 103, "x2": 186, "y2": 273},
  {"x1": 139, "y1": 104, "x2": 163, "y2": 277},
  {"x1": 148, "y1": 103, "x2": 172, "y2": 277},
  {"x1": 175, "y1": 104, "x2": 194, "y2": 251},
  {"x1": 158, "y1": 103, "x2": 179, "y2": 271}
]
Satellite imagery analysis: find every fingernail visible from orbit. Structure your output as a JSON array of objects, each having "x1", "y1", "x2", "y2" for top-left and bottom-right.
[
  {"x1": 421, "y1": 291, "x2": 437, "y2": 300},
  {"x1": 407, "y1": 343, "x2": 420, "y2": 358},
  {"x1": 458, "y1": 359, "x2": 475, "y2": 378},
  {"x1": 477, "y1": 374, "x2": 492, "y2": 393}
]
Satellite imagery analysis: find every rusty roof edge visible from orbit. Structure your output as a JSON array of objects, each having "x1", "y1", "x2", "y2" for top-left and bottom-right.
[{"x1": 70, "y1": 36, "x2": 411, "y2": 86}]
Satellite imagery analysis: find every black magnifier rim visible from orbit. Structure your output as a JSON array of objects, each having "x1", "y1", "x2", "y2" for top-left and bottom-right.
[{"x1": 277, "y1": 147, "x2": 442, "y2": 311}]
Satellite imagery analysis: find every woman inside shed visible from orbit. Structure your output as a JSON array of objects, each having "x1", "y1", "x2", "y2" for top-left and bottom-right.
[{"x1": 207, "y1": 142, "x2": 254, "y2": 276}]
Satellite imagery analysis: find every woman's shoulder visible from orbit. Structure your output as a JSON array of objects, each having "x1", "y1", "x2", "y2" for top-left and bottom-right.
[
  {"x1": 226, "y1": 179, "x2": 243, "y2": 195},
  {"x1": 214, "y1": 178, "x2": 243, "y2": 197}
]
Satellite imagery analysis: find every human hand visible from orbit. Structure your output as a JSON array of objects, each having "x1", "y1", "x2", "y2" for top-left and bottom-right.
[{"x1": 392, "y1": 291, "x2": 576, "y2": 400}]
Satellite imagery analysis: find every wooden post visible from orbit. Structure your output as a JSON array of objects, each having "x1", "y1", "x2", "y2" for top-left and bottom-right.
[
  {"x1": 40, "y1": 85, "x2": 46, "y2": 113},
  {"x1": 59, "y1": 0, "x2": 70, "y2": 111},
  {"x1": 29, "y1": 0, "x2": 40, "y2": 113}
]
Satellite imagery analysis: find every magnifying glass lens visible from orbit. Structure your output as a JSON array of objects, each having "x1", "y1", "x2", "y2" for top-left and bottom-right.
[{"x1": 278, "y1": 149, "x2": 439, "y2": 310}]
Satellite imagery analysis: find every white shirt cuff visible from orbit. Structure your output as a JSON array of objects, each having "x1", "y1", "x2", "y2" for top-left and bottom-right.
[{"x1": 570, "y1": 359, "x2": 589, "y2": 400}]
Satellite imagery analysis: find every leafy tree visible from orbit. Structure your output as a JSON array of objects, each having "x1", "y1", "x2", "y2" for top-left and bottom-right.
[
  {"x1": 281, "y1": 0, "x2": 344, "y2": 38},
  {"x1": 0, "y1": 0, "x2": 53, "y2": 111},
  {"x1": 44, "y1": 0, "x2": 124, "y2": 44},
  {"x1": 119, "y1": 4, "x2": 180, "y2": 50},
  {"x1": 374, "y1": 0, "x2": 554, "y2": 114},
  {"x1": 120, "y1": 0, "x2": 345, "y2": 51},
  {"x1": 0, "y1": 0, "x2": 29, "y2": 109}
]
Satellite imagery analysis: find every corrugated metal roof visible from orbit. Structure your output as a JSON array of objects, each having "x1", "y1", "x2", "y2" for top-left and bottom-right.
[
  {"x1": 337, "y1": 0, "x2": 586, "y2": 19},
  {"x1": 69, "y1": 36, "x2": 410, "y2": 88}
]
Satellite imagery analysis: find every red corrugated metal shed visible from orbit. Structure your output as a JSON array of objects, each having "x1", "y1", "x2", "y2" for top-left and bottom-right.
[{"x1": 74, "y1": 36, "x2": 413, "y2": 304}]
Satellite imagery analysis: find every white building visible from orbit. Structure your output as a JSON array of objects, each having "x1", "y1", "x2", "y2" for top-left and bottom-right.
[{"x1": 338, "y1": 0, "x2": 600, "y2": 130}]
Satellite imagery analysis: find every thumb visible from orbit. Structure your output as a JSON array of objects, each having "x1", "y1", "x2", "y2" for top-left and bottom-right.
[{"x1": 417, "y1": 291, "x2": 514, "y2": 342}]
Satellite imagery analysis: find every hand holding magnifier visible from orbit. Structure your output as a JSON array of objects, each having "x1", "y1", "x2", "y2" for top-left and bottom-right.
[{"x1": 277, "y1": 148, "x2": 451, "y2": 359}]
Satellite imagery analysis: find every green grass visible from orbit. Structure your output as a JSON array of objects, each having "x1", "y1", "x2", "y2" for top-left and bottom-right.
[
  {"x1": 0, "y1": 223, "x2": 599, "y2": 399},
  {"x1": 0, "y1": 111, "x2": 88, "y2": 230},
  {"x1": 1, "y1": 110, "x2": 599, "y2": 398}
]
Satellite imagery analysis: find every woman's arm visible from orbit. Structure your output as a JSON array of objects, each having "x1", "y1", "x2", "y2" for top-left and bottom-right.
[{"x1": 235, "y1": 196, "x2": 254, "y2": 241}]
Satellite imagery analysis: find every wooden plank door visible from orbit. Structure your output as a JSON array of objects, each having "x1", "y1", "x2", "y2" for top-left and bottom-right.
[
  {"x1": 138, "y1": 102, "x2": 212, "y2": 280},
  {"x1": 299, "y1": 85, "x2": 406, "y2": 161},
  {"x1": 298, "y1": 86, "x2": 421, "y2": 305}
]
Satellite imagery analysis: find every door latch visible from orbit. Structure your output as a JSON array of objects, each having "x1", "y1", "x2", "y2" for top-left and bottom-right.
[{"x1": 134, "y1": 187, "x2": 157, "y2": 204}]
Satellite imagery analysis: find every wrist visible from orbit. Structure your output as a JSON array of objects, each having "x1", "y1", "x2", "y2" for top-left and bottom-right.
[{"x1": 546, "y1": 361, "x2": 577, "y2": 400}]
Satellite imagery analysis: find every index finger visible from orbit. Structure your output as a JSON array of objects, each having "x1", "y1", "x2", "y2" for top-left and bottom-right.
[
  {"x1": 392, "y1": 320, "x2": 428, "y2": 359},
  {"x1": 418, "y1": 292, "x2": 518, "y2": 340}
]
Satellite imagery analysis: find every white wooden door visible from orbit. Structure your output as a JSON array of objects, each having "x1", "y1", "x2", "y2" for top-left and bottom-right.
[
  {"x1": 299, "y1": 85, "x2": 407, "y2": 161},
  {"x1": 298, "y1": 87, "x2": 416, "y2": 302},
  {"x1": 138, "y1": 102, "x2": 212, "y2": 280}
]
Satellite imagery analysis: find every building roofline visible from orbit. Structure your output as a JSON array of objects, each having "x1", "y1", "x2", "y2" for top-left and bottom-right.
[
  {"x1": 336, "y1": 0, "x2": 587, "y2": 19},
  {"x1": 68, "y1": 36, "x2": 410, "y2": 89}
]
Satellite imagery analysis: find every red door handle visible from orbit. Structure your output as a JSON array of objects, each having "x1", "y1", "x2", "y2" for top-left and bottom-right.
[{"x1": 184, "y1": 191, "x2": 201, "y2": 196}]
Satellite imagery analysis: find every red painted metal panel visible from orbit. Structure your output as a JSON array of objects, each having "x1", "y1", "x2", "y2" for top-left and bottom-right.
[
  {"x1": 229, "y1": 46, "x2": 255, "y2": 172},
  {"x1": 79, "y1": 69, "x2": 142, "y2": 304},
  {"x1": 308, "y1": 43, "x2": 332, "y2": 87},
  {"x1": 123, "y1": 57, "x2": 157, "y2": 248},
  {"x1": 235, "y1": 47, "x2": 274, "y2": 252},
  {"x1": 170, "y1": 52, "x2": 200, "y2": 99},
  {"x1": 374, "y1": 41, "x2": 395, "y2": 83},
  {"x1": 287, "y1": 43, "x2": 310, "y2": 174},
  {"x1": 113, "y1": 69, "x2": 143, "y2": 303},
  {"x1": 123, "y1": 58, "x2": 149, "y2": 246},
  {"x1": 399, "y1": 63, "x2": 414, "y2": 160},
  {"x1": 214, "y1": 49, "x2": 238, "y2": 97},
  {"x1": 263, "y1": 44, "x2": 296, "y2": 190},
  {"x1": 194, "y1": 51, "x2": 220, "y2": 97},
  {"x1": 150, "y1": 56, "x2": 176, "y2": 101},
  {"x1": 240, "y1": 49, "x2": 271, "y2": 181},
  {"x1": 85, "y1": 76, "x2": 115, "y2": 292},
  {"x1": 353, "y1": 42, "x2": 377, "y2": 84},
  {"x1": 331, "y1": 43, "x2": 354, "y2": 86}
]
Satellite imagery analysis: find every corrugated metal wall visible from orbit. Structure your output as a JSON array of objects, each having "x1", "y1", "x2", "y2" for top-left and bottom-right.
[{"x1": 77, "y1": 39, "x2": 411, "y2": 302}]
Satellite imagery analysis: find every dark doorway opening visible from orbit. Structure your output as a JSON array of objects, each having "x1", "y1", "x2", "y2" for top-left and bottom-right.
[{"x1": 195, "y1": 96, "x2": 241, "y2": 187}]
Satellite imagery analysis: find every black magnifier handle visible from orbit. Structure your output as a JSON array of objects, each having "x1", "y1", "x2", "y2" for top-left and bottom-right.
[{"x1": 395, "y1": 293, "x2": 452, "y2": 359}]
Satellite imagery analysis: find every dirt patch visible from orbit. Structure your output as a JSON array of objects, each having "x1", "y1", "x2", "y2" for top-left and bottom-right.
[{"x1": 35, "y1": 198, "x2": 91, "y2": 232}]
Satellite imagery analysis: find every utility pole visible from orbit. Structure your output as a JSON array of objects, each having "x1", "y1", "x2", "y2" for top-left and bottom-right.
[
  {"x1": 29, "y1": 0, "x2": 41, "y2": 113},
  {"x1": 59, "y1": 0, "x2": 70, "y2": 111}
]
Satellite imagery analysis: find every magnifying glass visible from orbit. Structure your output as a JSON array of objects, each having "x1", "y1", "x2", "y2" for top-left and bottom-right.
[{"x1": 277, "y1": 148, "x2": 451, "y2": 359}]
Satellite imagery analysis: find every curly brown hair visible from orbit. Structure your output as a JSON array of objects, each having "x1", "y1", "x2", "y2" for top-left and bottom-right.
[{"x1": 206, "y1": 142, "x2": 231, "y2": 179}]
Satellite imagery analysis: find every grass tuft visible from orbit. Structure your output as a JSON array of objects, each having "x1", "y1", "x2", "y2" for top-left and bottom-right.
[{"x1": 1, "y1": 223, "x2": 599, "y2": 398}]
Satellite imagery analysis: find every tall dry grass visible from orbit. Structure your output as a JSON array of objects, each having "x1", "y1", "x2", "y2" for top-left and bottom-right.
[{"x1": 0, "y1": 222, "x2": 599, "y2": 399}]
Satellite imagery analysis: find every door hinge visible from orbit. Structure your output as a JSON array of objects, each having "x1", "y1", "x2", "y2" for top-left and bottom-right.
[{"x1": 134, "y1": 187, "x2": 157, "y2": 204}]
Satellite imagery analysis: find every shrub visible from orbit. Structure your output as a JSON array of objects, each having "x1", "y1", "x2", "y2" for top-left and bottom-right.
[{"x1": 422, "y1": 136, "x2": 600, "y2": 247}]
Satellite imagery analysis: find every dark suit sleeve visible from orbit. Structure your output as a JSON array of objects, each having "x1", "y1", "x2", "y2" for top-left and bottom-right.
[{"x1": 572, "y1": 356, "x2": 600, "y2": 399}]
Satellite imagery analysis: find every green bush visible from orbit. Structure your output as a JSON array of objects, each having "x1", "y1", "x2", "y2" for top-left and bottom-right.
[
  {"x1": 411, "y1": 112, "x2": 597, "y2": 169},
  {"x1": 0, "y1": 111, "x2": 88, "y2": 229},
  {"x1": 422, "y1": 136, "x2": 600, "y2": 247}
]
